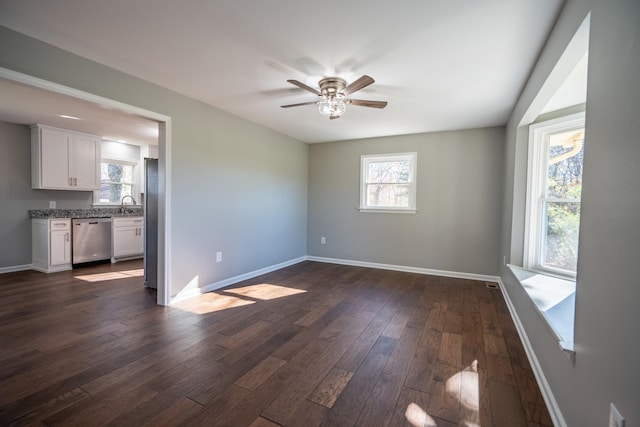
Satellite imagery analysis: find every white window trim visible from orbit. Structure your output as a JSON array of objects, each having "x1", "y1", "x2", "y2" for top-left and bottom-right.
[
  {"x1": 524, "y1": 112, "x2": 585, "y2": 278},
  {"x1": 93, "y1": 157, "x2": 138, "y2": 206},
  {"x1": 359, "y1": 152, "x2": 417, "y2": 214}
]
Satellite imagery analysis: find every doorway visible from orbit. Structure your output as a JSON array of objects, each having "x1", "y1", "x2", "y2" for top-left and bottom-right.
[{"x1": 0, "y1": 66, "x2": 171, "y2": 306}]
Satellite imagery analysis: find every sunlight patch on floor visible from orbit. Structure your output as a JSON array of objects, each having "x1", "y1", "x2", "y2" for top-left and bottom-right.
[
  {"x1": 405, "y1": 402, "x2": 438, "y2": 427},
  {"x1": 173, "y1": 294, "x2": 255, "y2": 315},
  {"x1": 74, "y1": 268, "x2": 144, "y2": 282},
  {"x1": 406, "y1": 360, "x2": 479, "y2": 427},
  {"x1": 224, "y1": 283, "x2": 306, "y2": 300},
  {"x1": 172, "y1": 282, "x2": 305, "y2": 315}
]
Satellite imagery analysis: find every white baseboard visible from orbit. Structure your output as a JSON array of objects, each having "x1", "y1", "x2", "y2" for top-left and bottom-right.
[
  {"x1": 495, "y1": 277, "x2": 567, "y2": 427},
  {"x1": 170, "y1": 256, "x2": 307, "y2": 304},
  {"x1": 306, "y1": 256, "x2": 500, "y2": 283},
  {"x1": 0, "y1": 264, "x2": 33, "y2": 274}
]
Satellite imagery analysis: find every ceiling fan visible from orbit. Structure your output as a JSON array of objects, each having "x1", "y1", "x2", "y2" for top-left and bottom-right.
[{"x1": 280, "y1": 75, "x2": 387, "y2": 119}]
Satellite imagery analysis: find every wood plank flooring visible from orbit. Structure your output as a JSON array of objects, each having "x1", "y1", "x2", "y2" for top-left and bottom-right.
[{"x1": 0, "y1": 260, "x2": 552, "y2": 426}]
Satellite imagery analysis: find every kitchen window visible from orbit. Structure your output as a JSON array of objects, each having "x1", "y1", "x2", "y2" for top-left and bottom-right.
[
  {"x1": 96, "y1": 159, "x2": 136, "y2": 204},
  {"x1": 524, "y1": 113, "x2": 585, "y2": 277},
  {"x1": 359, "y1": 152, "x2": 417, "y2": 213}
]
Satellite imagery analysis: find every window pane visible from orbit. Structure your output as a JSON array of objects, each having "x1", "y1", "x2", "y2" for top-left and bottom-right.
[
  {"x1": 547, "y1": 129, "x2": 584, "y2": 199},
  {"x1": 99, "y1": 183, "x2": 133, "y2": 204},
  {"x1": 366, "y1": 183, "x2": 409, "y2": 207},
  {"x1": 367, "y1": 161, "x2": 410, "y2": 183},
  {"x1": 101, "y1": 163, "x2": 134, "y2": 183},
  {"x1": 543, "y1": 201, "x2": 581, "y2": 272}
]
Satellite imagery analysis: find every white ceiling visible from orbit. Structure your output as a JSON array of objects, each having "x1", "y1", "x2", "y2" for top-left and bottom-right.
[
  {"x1": 0, "y1": 78, "x2": 159, "y2": 146},
  {"x1": 0, "y1": 0, "x2": 564, "y2": 144}
]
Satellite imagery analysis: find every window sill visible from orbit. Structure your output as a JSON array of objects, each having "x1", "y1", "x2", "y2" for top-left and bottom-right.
[
  {"x1": 357, "y1": 208, "x2": 417, "y2": 214},
  {"x1": 507, "y1": 264, "x2": 576, "y2": 363}
]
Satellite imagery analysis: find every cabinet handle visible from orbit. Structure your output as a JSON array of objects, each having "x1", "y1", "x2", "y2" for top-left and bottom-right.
[
  {"x1": 65, "y1": 232, "x2": 70, "y2": 242},
  {"x1": 73, "y1": 177, "x2": 77, "y2": 186},
  {"x1": 69, "y1": 177, "x2": 73, "y2": 186}
]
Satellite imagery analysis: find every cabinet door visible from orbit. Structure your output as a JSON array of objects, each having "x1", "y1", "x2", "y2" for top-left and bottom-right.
[
  {"x1": 40, "y1": 128, "x2": 71, "y2": 189},
  {"x1": 50, "y1": 230, "x2": 71, "y2": 266},
  {"x1": 70, "y1": 134, "x2": 99, "y2": 190},
  {"x1": 113, "y1": 226, "x2": 139, "y2": 257}
]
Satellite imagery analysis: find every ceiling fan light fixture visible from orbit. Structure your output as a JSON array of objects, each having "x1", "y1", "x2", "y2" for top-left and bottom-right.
[{"x1": 318, "y1": 95, "x2": 346, "y2": 117}]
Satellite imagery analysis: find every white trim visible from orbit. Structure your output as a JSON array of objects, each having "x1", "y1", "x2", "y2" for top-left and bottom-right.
[
  {"x1": 0, "y1": 67, "x2": 172, "y2": 307},
  {"x1": 524, "y1": 112, "x2": 585, "y2": 277},
  {"x1": 30, "y1": 265, "x2": 73, "y2": 274},
  {"x1": 158, "y1": 120, "x2": 171, "y2": 306},
  {"x1": 306, "y1": 256, "x2": 500, "y2": 283},
  {"x1": 507, "y1": 265, "x2": 576, "y2": 355},
  {"x1": 496, "y1": 276, "x2": 568, "y2": 427},
  {"x1": 95, "y1": 157, "x2": 138, "y2": 205},
  {"x1": 0, "y1": 264, "x2": 33, "y2": 274},
  {"x1": 357, "y1": 208, "x2": 417, "y2": 214},
  {"x1": 360, "y1": 152, "x2": 417, "y2": 212},
  {"x1": 171, "y1": 256, "x2": 307, "y2": 304}
]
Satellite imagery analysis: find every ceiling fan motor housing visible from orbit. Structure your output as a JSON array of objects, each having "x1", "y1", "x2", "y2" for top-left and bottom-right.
[{"x1": 319, "y1": 77, "x2": 346, "y2": 97}]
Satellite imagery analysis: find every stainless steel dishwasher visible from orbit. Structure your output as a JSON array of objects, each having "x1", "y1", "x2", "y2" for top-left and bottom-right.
[{"x1": 72, "y1": 218, "x2": 112, "y2": 265}]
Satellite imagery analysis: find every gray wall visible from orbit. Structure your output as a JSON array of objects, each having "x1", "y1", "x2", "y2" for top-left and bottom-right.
[
  {"x1": 0, "y1": 121, "x2": 93, "y2": 268},
  {"x1": 0, "y1": 26, "x2": 308, "y2": 298},
  {"x1": 308, "y1": 127, "x2": 504, "y2": 276},
  {"x1": 501, "y1": 0, "x2": 640, "y2": 425}
]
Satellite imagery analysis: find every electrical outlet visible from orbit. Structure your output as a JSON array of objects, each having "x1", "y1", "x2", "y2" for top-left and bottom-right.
[
  {"x1": 609, "y1": 403, "x2": 625, "y2": 427},
  {"x1": 321, "y1": 237, "x2": 326, "y2": 245},
  {"x1": 49, "y1": 201, "x2": 56, "y2": 209},
  {"x1": 216, "y1": 252, "x2": 222, "y2": 263}
]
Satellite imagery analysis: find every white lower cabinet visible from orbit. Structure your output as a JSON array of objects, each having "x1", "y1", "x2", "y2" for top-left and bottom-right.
[
  {"x1": 112, "y1": 217, "x2": 144, "y2": 261},
  {"x1": 32, "y1": 218, "x2": 72, "y2": 273}
]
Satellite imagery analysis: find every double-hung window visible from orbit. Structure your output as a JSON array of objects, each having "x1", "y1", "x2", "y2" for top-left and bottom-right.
[
  {"x1": 359, "y1": 152, "x2": 417, "y2": 213},
  {"x1": 525, "y1": 113, "x2": 585, "y2": 277},
  {"x1": 97, "y1": 159, "x2": 136, "y2": 204}
]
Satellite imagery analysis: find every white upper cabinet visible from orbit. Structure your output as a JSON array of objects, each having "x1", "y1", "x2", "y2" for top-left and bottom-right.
[{"x1": 31, "y1": 124, "x2": 101, "y2": 191}]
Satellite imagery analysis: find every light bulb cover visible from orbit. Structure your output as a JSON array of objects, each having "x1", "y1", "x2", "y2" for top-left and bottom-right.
[{"x1": 318, "y1": 95, "x2": 346, "y2": 117}]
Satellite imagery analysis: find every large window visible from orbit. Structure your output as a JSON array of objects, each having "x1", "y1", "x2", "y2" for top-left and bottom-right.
[
  {"x1": 97, "y1": 159, "x2": 136, "y2": 204},
  {"x1": 359, "y1": 152, "x2": 417, "y2": 213},
  {"x1": 525, "y1": 113, "x2": 585, "y2": 277}
]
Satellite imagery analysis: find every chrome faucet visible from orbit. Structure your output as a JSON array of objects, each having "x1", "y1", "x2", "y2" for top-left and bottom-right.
[{"x1": 120, "y1": 195, "x2": 137, "y2": 213}]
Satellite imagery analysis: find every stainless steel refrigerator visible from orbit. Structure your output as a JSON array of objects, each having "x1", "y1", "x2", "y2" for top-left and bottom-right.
[{"x1": 144, "y1": 158, "x2": 158, "y2": 289}]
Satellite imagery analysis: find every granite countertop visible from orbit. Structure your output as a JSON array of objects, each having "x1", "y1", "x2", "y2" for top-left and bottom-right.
[{"x1": 29, "y1": 207, "x2": 144, "y2": 219}]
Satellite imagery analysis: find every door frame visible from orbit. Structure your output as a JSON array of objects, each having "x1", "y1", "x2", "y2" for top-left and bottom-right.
[{"x1": 0, "y1": 67, "x2": 172, "y2": 306}]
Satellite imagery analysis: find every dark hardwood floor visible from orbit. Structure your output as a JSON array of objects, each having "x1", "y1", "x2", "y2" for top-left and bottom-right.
[{"x1": 0, "y1": 260, "x2": 552, "y2": 426}]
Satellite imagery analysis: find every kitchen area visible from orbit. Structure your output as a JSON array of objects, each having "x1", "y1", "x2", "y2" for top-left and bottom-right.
[
  {"x1": 0, "y1": 77, "x2": 160, "y2": 290},
  {"x1": 27, "y1": 124, "x2": 159, "y2": 288}
]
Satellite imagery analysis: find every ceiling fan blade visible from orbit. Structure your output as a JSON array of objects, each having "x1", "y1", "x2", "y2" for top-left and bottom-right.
[
  {"x1": 348, "y1": 99, "x2": 388, "y2": 109},
  {"x1": 329, "y1": 115, "x2": 341, "y2": 120},
  {"x1": 286, "y1": 79, "x2": 321, "y2": 95},
  {"x1": 343, "y1": 75, "x2": 374, "y2": 95},
  {"x1": 280, "y1": 101, "x2": 318, "y2": 108}
]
